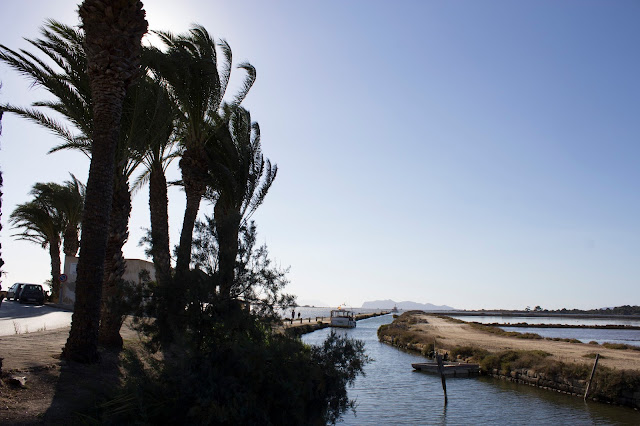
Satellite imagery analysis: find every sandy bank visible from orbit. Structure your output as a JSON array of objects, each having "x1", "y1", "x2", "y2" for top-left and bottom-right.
[{"x1": 414, "y1": 314, "x2": 640, "y2": 371}]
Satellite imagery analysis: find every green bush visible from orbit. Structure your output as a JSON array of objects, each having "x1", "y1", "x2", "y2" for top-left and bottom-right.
[{"x1": 99, "y1": 304, "x2": 370, "y2": 425}]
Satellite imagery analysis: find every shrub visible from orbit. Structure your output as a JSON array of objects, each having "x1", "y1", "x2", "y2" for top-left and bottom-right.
[
  {"x1": 449, "y1": 345, "x2": 489, "y2": 360},
  {"x1": 582, "y1": 353, "x2": 604, "y2": 359},
  {"x1": 602, "y1": 342, "x2": 640, "y2": 351},
  {"x1": 99, "y1": 306, "x2": 370, "y2": 425}
]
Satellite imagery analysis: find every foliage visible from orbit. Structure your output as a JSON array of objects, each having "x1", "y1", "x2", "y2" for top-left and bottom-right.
[
  {"x1": 601, "y1": 342, "x2": 640, "y2": 351},
  {"x1": 469, "y1": 322, "x2": 543, "y2": 340},
  {"x1": 377, "y1": 312, "x2": 434, "y2": 347},
  {"x1": 449, "y1": 345, "x2": 490, "y2": 360},
  {"x1": 119, "y1": 217, "x2": 370, "y2": 424},
  {"x1": 191, "y1": 218, "x2": 294, "y2": 316},
  {"x1": 103, "y1": 288, "x2": 369, "y2": 425},
  {"x1": 582, "y1": 353, "x2": 604, "y2": 359},
  {"x1": 479, "y1": 350, "x2": 552, "y2": 373},
  {"x1": 551, "y1": 305, "x2": 640, "y2": 315}
]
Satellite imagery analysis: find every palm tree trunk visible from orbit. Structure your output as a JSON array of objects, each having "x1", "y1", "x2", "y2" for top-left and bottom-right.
[
  {"x1": 62, "y1": 225, "x2": 80, "y2": 257},
  {"x1": 98, "y1": 167, "x2": 130, "y2": 348},
  {"x1": 64, "y1": 0, "x2": 147, "y2": 363},
  {"x1": 175, "y1": 147, "x2": 207, "y2": 276},
  {"x1": 49, "y1": 235, "x2": 62, "y2": 302},
  {"x1": 215, "y1": 199, "x2": 241, "y2": 299},
  {"x1": 149, "y1": 160, "x2": 171, "y2": 288},
  {"x1": 170, "y1": 147, "x2": 207, "y2": 335},
  {"x1": 149, "y1": 160, "x2": 174, "y2": 340}
]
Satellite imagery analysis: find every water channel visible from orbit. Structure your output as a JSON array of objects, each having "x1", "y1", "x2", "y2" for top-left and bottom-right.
[{"x1": 302, "y1": 314, "x2": 640, "y2": 425}]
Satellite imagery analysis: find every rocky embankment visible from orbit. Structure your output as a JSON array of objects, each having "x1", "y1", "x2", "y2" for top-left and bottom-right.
[{"x1": 378, "y1": 311, "x2": 640, "y2": 409}]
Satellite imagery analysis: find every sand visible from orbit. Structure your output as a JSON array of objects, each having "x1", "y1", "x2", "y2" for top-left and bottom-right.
[{"x1": 415, "y1": 314, "x2": 640, "y2": 371}]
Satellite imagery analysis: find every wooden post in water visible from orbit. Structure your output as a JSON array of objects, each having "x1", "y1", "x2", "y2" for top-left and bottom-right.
[
  {"x1": 436, "y1": 353, "x2": 448, "y2": 404},
  {"x1": 584, "y1": 353, "x2": 600, "y2": 401}
]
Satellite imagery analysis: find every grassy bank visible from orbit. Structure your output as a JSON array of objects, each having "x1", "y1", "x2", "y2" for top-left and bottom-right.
[{"x1": 378, "y1": 312, "x2": 640, "y2": 408}]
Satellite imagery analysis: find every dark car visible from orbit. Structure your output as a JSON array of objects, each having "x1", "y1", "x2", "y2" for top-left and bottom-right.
[
  {"x1": 6, "y1": 283, "x2": 25, "y2": 301},
  {"x1": 19, "y1": 284, "x2": 45, "y2": 305}
]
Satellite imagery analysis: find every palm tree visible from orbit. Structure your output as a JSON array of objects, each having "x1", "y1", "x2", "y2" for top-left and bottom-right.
[
  {"x1": 97, "y1": 76, "x2": 176, "y2": 348},
  {"x1": 10, "y1": 183, "x2": 67, "y2": 299},
  {"x1": 31, "y1": 175, "x2": 85, "y2": 257},
  {"x1": 64, "y1": 0, "x2": 147, "y2": 363},
  {"x1": 2, "y1": 21, "x2": 177, "y2": 349},
  {"x1": 205, "y1": 107, "x2": 277, "y2": 299},
  {"x1": 144, "y1": 26, "x2": 256, "y2": 278},
  {"x1": 0, "y1": 21, "x2": 155, "y2": 345},
  {"x1": 58, "y1": 175, "x2": 85, "y2": 257},
  {"x1": 130, "y1": 76, "x2": 178, "y2": 292}
]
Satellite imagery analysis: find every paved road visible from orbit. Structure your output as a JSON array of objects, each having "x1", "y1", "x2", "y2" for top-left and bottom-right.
[{"x1": 0, "y1": 299, "x2": 73, "y2": 336}]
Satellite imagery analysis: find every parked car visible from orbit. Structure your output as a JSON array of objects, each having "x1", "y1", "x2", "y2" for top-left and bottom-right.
[
  {"x1": 6, "y1": 283, "x2": 25, "y2": 301},
  {"x1": 19, "y1": 284, "x2": 46, "y2": 305}
]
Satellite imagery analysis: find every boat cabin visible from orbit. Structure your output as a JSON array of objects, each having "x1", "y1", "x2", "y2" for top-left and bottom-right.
[{"x1": 330, "y1": 309, "x2": 356, "y2": 328}]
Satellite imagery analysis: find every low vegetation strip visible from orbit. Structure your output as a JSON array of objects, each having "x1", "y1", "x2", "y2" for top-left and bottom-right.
[
  {"x1": 481, "y1": 322, "x2": 640, "y2": 331},
  {"x1": 378, "y1": 312, "x2": 640, "y2": 409}
]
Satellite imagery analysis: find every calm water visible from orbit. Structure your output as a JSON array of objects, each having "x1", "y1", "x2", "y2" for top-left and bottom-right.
[
  {"x1": 449, "y1": 315, "x2": 640, "y2": 327},
  {"x1": 302, "y1": 315, "x2": 640, "y2": 425},
  {"x1": 500, "y1": 326, "x2": 640, "y2": 348}
]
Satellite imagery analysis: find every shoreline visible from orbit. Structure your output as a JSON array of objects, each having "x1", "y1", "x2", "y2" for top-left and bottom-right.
[
  {"x1": 480, "y1": 322, "x2": 640, "y2": 330},
  {"x1": 378, "y1": 312, "x2": 640, "y2": 409},
  {"x1": 445, "y1": 310, "x2": 640, "y2": 321}
]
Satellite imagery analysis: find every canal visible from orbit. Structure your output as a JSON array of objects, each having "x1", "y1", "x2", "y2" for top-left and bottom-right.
[{"x1": 302, "y1": 314, "x2": 640, "y2": 425}]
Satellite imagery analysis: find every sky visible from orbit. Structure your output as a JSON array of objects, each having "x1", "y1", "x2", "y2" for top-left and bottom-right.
[{"x1": 1, "y1": 1, "x2": 639, "y2": 310}]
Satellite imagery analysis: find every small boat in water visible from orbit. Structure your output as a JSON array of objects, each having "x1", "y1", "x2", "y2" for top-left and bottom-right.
[
  {"x1": 391, "y1": 305, "x2": 399, "y2": 313},
  {"x1": 330, "y1": 309, "x2": 356, "y2": 328},
  {"x1": 412, "y1": 361, "x2": 480, "y2": 377}
]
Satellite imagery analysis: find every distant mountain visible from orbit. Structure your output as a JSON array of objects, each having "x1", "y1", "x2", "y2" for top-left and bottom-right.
[{"x1": 361, "y1": 299, "x2": 456, "y2": 311}]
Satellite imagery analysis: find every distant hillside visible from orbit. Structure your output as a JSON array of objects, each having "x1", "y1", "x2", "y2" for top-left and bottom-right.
[{"x1": 361, "y1": 299, "x2": 455, "y2": 311}]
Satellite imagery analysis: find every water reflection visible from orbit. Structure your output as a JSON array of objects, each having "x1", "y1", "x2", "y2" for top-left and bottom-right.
[{"x1": 302, "y1": 315, "x2": 640, "y2": 425}]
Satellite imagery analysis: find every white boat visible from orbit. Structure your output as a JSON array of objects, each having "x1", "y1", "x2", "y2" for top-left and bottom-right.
[{"x1": 330, "y1": 309, "x2": 356, "y2": 328}]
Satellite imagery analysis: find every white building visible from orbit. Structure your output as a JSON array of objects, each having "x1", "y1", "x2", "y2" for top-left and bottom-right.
[{"x1": 59, "y1": 256, "x2": 156, "y2": 307}]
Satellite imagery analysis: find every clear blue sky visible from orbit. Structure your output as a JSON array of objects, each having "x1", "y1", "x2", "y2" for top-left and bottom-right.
[{"x1": 1, "y1": 1, "x2": 638, "y2": 309}]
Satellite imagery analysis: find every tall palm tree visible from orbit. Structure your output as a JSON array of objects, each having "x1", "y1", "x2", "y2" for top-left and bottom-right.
[
  {"x1": 10, "y1": 183, "x2": 67, "y2": 299},
  {"x1": 98, "y1": 76, "x2": 176, "y2": 348},
  {"x1": 1, "y1": 20, "x2": 152, "y2": 348},
  {"x1": 144, "y1": 26, "x2": 256, "y2": 278},
  {"x1": 205, "y1": 107, "x2": 277, "y2": 299},
  {"x1": 64, "y1": 0, "x2": 147, "y2": 363},
  {"x1": 130, "y1": 77, "x2": 178, "y2": 292}
]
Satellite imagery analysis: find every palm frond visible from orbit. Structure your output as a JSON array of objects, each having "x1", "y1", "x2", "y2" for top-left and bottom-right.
[{"x1": 230, "y1": 63, "x2": 256, "y2": 107}]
